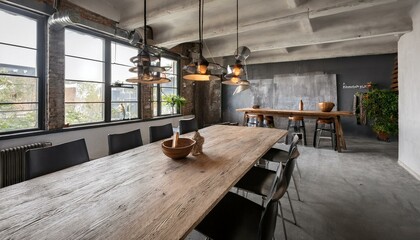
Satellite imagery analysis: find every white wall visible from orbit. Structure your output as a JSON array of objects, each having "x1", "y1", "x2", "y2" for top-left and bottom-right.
[
  {"x1": 398, "y1": 2, "x2": 420, "y2": 180},
  {"x1": 0, "y1": 115, "x2": 193, "y2": 159}
]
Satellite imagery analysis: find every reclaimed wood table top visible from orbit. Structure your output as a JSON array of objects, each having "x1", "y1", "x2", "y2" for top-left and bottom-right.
[
  {"x1": 236, "y1": 108, "x2": 354, "y2": 118},
  {"x1": 0, "y1": 125, "x2": 287, "y2": 240}
]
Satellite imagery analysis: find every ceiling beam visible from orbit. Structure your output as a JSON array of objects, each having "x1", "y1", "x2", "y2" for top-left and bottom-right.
[
  {"x1": 155, "y1": 11, "x2": 308, "y2": 48},
  {"x1": 118, "y1": 0, "x2": 216, "y2": 29},
  {"x1": 309, "y1": 0, "x2": 398, "y2": 19},
  {"x1": 246, "y1": 41, "x2": 398, "y2": 65},
  {"x1": 204, "y1": 21, "x2": 410, "y2": 58}
]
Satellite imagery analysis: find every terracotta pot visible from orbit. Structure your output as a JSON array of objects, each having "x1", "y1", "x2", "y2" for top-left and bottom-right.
[{"x1": 376, "y1": 132, "x2": 390, "y2": 142}]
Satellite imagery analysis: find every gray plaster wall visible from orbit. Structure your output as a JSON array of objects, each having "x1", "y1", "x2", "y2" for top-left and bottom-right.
[
  {"x1": 222, "y1": 54, "x2": 396, "y2": 137},
  {"x1": 398, "y1": 2, "x2": 420, "y2": 180}
]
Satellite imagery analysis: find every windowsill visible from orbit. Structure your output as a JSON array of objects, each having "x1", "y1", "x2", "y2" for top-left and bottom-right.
[{"x1": 0, "y1": 114, "x2": 183, "y2": 141}]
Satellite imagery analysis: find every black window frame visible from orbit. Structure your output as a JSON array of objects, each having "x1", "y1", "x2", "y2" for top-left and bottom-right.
[
  {"x1": 64, "y1": 26, "x2": 141, "y2": 126},
  {"x1": 0, "y1": 2, "x2": 46, "y2": 135},
  {"x1": 152, "y1": 54, "x2": 181, "y2": 117}
]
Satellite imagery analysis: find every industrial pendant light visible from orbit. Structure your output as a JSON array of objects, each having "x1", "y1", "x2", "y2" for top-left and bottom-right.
[
  {"x1": 183, "y1": 0, "x2": 221, "y2": 81},
  {"x1": 126, "y1": 0, "x2": 171, "y2": 84},
  {"x1": 222, "y1": 0, "x2": 251, "y2": 89}
]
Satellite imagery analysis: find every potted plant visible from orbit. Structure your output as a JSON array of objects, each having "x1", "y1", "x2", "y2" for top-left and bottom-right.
[
  {"x1": 363, "y1": 89, "x2": 398, "y2": 141},
  {"x1": 162, "y1": 94, "x2": 187, "y2": 114}
]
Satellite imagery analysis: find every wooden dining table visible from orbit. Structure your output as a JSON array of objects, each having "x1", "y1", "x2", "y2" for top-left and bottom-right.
[
  {"x1": 237, "y1": 108, "x2": 354, "y2": 152},
  {"x1": 0, "y1": 125, "x2": 287, "y2": 240}
]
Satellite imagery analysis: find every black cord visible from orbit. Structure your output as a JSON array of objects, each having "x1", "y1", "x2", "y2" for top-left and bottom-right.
[
  {"x1": 199, "y1": 0, "x2": 203, "y2": 57},
  {"x1": 236, "y1": 0, "x2": 239, "y2": 52},
  {"x1": 144, "y1": 0, "x2": 147, "y2": 45}
]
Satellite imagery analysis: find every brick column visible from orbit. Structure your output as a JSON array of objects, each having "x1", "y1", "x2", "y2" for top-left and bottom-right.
[{"x1": 46, "y1": 27, "x2": 65, "y2": 130}]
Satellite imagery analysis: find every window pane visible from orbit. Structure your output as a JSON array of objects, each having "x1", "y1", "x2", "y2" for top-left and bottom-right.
[
  {"x1": 0, "y1": 103, "x2": 38, "y2": 132},
  {"x1": 0, "y1": 44, "x2": 37, "y2": 76},
  {"x1": 161, "y1": 103, "x2": 172, "y2": 115},
  {"x1": 161, "y1": 87, "x2": 176, "y2": 97},
  {"x1": 152, "y1": 102, "x2": 157, "y2": 116},
  {"x1": 0, "y1": 76, "x2": 37, "y2": 103},
  {"x1": 111, "y1": 86, "x2": 137, "y2": 102},
  {"x1": 65, "y1": 81, "x2": 104, "y2": 102},
  {"x1": 111, "y1": 42, "x2": 138, "y2": 66},
  {"x1": 111, "y1": 64, "x2": 136, "y2": 84},
  {"x1": 111, "y1": 102, "x2": 138, "y2": 120},
  {"x1": 65, "y1": 56, "x2": 104, "y2": 82},
  {"x1": 152, "y1": 87, "x2": 158, "y2": 101},
  {"x1": 65, "y1": 103, "x2": 104, "y2": 125},
  {"x1": 65, "y1": 29, "x2": 104, "y2": 61},
  {"x1": 0, "y1": 9, "x2": 37, "y2": 48}
]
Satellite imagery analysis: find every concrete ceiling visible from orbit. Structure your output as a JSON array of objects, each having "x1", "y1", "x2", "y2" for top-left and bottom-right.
[{"x1": 68, "y1": 0, "x2": 415, "y2": 65}]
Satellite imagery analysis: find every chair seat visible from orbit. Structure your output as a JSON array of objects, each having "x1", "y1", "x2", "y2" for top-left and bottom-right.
[
  {"x1": 317, "y1": 118, "x2": 334, "y2": 124},
  {"x1": 262, "y1": 148, "x2": 289, "y2": 163},
  {"x1": 196, "y1": 192, "x2": 264, "y2": 240},
  {"x1": 288, "y1": 116, "x2": 303, "y2": 121},
  {"x1": 235, "y1": 167, "x2": 276, "y2": 198}
]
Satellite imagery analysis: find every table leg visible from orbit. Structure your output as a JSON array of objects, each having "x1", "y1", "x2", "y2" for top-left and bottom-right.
[
  {"x1": 333, "y1": 116, "x2": 347, "y2": 152},
  {"x1": 243, "y1": 112, "x2": 248, "y2": 126}
]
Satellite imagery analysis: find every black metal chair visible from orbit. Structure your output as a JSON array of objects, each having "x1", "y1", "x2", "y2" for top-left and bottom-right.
[
  {"x1": 236, "y1": 146, "x2": 299, "y2": 212},
  {"x1": 25, "y1": 139, "x2": 89, "y2": 180},
  {"x1": 149, "y1": 123, "x2": 174, "y2": 143},
  {"x1": 261, "y1": 135, "x2": 302, "y2": 201},
  {"x1": 196, "y1": 153, "x2": 297, "y2": 240},
  {"x1": 178, "y1": 117, "x2": 198, "y2": 134},
  {"x1": 108, "y1": 129, "x2": 143, "y2": 155}
]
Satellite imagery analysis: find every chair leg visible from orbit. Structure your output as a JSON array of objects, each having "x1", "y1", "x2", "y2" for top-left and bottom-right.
[
  {"x1": 285, "y1": 119, "x2": 292, "y2": 144},
  {"x1": 286, "y1": 191, "x2": 297, "y2": 225},
  {"x1": 317, "y1": 128, "x2": 322, "y2": 148},
  {"x1": 313, "y1": 121, "x2": 319, "y2": 147},
  {"x1": 292, "y1": 174, "x2": 301, "y2": 201},
  {"x1": 301, "y1": 120, "x2": 307, "y2": 146},
  {"x1": 278, "y1": 201, "x2": 288, "y2": 240},
  {"x1": 295, "y1": 161, "x2": 301, "y2": 178}
]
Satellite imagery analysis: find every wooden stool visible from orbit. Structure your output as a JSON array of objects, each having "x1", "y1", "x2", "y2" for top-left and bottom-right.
[
  {"x1": 313, "y1": 118, "x2": 336, "y2": 149},
  {"x1": 246, "y1": 114, "x2": 264, "y2": 127},
  {"x1": 286, "y1": 116, "x2": 307, "y2": 145},
  {"x1": 264, "y1": 116, "x2": 275, "y2": 128}
]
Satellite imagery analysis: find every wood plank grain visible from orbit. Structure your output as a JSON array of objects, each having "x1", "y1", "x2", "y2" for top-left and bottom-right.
[{"x1": 0, "y1": 125, "x2": 287, "y2": 240}]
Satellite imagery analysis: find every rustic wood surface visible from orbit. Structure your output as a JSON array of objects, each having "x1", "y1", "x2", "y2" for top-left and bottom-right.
[
  {"x1": 236, "y1": 108, "x2": 354, "y2": 152},
  {"x1": 0, "y1": 125, "x2": 287, "y2": 240}
]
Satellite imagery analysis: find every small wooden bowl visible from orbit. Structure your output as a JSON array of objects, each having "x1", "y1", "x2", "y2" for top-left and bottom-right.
[
  {"x1": 318, "y1": 102, "x2": 335, "y2": 112},
  {"x1": 161, "y1": 138, "x2": 196, "y2": 160}
]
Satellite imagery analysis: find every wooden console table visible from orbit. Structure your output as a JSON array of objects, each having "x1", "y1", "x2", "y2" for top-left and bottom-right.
[{"x1": 237, "y1": 108, "x2": 354, "y2": 152}]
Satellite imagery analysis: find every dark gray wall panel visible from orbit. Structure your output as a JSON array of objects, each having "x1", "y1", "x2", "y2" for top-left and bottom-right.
[{"x1": 222, "y1": 54, "x2": 396, "y2": 137}]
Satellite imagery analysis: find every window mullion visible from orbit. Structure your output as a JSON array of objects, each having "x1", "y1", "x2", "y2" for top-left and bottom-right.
[{"x1": 104, "y1": 39, "x2": 111, "y2": 122}]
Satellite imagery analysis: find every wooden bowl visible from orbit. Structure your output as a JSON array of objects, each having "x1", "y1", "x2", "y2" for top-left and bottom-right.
[
  {"x1": 161, "y1": 138, "x2": 196, "y2": 160},
  {"x1": 318, "y1": 102, "x2": 335, "y2": 112}
]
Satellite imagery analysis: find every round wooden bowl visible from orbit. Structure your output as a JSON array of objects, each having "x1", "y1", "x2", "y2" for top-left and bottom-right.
[
  {"x1": 161, "y1": 138, "x2": 196, "y2": 160},
  {"x1": 318, "y1": 102, "x2": 335, "y2": 112}
]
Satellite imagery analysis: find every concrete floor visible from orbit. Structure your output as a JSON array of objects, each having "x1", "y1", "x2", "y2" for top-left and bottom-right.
[{"x1": 186, "y1": 136, "x2": 420, "y2": 240}]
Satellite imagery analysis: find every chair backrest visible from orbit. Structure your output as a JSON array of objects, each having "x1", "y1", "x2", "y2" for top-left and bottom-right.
[
  {"x1": 108, "y1": 129, "x2": 143, "y2": 155},
  {"x1": 288, "y1": 134, "x2": 300, "y2": 155},
  {"x1": 25, "y1": 139, "x2": 89, "y2": 180},
  {"x1": 258, "y1": 199, "x2": 278, "y2": 240},
  {"x1": 149, "y1": 123, "x2": 174, "y2": 143},
  {"x1": 272, "y1": 146, "x2": 299, "y2": 201},
  {"x1": 179, "y1": 117, "x2": 198, "y2": 134}
]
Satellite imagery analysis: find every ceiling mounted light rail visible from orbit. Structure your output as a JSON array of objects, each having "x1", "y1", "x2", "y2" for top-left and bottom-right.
[
  {"x1": 183, "y1": 0, "x2": 221, "y2": 81},
  {"x1": 126, "y1": 0, "x2": 171, "y2": 84}
]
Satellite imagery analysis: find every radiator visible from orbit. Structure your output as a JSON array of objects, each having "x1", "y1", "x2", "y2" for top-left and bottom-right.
[{"x1": 0, "y1": 142, "x2": 52, "y2": 188}]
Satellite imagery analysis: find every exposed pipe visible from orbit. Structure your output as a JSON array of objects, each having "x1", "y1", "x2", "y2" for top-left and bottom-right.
[{"x1": 48, "y1": 10, "x2": 141, "y2": 46}]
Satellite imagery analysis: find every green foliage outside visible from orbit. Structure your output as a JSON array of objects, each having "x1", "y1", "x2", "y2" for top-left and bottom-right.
[
  {"x1": 0, "y1": 74, "x2": 38, "y2": 132},
  {"x1": 161, "y1": 94, "x2": 186, "y2": 114},
  {"x1": 363, "y1": 89, "x2": 398, "y2": 135},
  {"x1": 65, "y1": 81, "x2": 104, "y2": 125}
]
